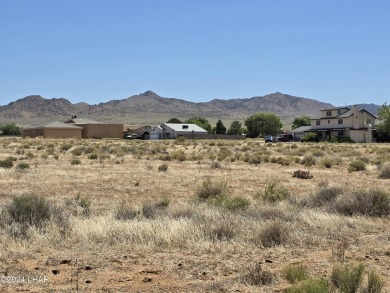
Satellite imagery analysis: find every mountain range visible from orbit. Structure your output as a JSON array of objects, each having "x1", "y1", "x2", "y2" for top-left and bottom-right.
[{"x1": 0, "y1": 91, "x2": 380, "y2": 125}]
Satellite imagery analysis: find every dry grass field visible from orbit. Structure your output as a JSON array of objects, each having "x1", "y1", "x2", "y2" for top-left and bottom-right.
[{"x1": 0, "y1": 137, "x2": 390, "y2": 292}]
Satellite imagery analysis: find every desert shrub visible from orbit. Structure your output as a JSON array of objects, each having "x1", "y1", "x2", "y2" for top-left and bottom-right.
[
  {"x1": 284, "y1": 277, "x2": 328, "y2": 293},
  {"x1": 319, "y1": 157, "x2": 335, "y2": 168},
  {"x1": 243, "y1": 262, "x2": 273, "y2": 286},
  {"x1": 362, "y1": 271, "x2": 384, "y2": 293},
  {"x1": 158, "y1": 153, "x2": 171, "y2": 161},
  {"x1": 258, "y1": 220, "x2": 290, "y2": 248},
  {"x1": 60, "y1": 143, "x2": 72, "y2": 151},
  {"x1": 283, "y1": 263, "x2": 309, "y2": 284},
  {"x1": 71, "y1": 147, "x2": 85, "y2": 156},
  {"x1": 333, "y1": 189, "x2": 390, "y2": 217},
  {"x1": 378, "y1": 163, "x2": 390, "y2": 179},
  {"x1": 115, "y1": 203, "x2": 139, "y2": 220},
  {"x1": 65, "y1": 194, "x2": 92, "y2": 217},
  {"x1": 310, "y1": 186, "x2": 343, "y2": 207},
  {"x1": 172, "y1": 150, "x2": 186, "y2": 161},
  {"x1": 17, "y1": 162, "x2": 30, "y2": 170},
  {"x1": 142, "y1": 198, "x2": 170, "y2": 219},
  {"x1": 348, "y1": 160, "x2": 366, "y2": 172},
  {"x1": 71, "y1": 158, "x2": 81, "y2": 165},
  {"x1": 311, "y1": 149, "x2": 325, "y2": 157},
  {"x1": 0, "y1": 157, "x2": 14, "y2": 169},
  {"x1": 292, "y1": 170, "x2": 313, "y2": 179},
  {"x1": 208, "y1": 220, "x2": 236, "y2": 241},
  {"x1": 331, "y1": 263, "x2": 365, "y2": 293},
  {"x1": 196, "y1": 178, "x2": 229, "y2": 201},
  {"x1": 158, "y1": 163, "x2": 169, "y2": 172},
  {"x1": 213, "y1": 195, "x2": 251, "y2": 212},
  {"x1": 300, "y1": 133, "x2": 319, "y2": 142},
  {"x1": 248, "y1": 154, "x2": 262, "y2": 165},
  {"x1": 26, "y1": 152, "x2": 35, "y2": 159},
  {"x1": 300, "y1": 155, "x2": 316, "y2": 167},
  {"x1": 6, "y1": 195, "x2": 51, "y2": 228},
  {"x1": 210, "y1": 161, "x2": 221, "y2": 169},
  {"x1": 88, "y1": 153, "x2": 98, "y2": 160},
  {"x1": 337, "y1": 136, "x2": 355, "y2": 143},
  {"x1": 259, "y1": 182, "x2": 290, "y2": 202}
]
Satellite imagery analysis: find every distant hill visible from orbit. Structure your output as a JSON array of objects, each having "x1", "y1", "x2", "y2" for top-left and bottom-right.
[{"x1": 0, "y1": 91, "x2": 379, "y2": 125}]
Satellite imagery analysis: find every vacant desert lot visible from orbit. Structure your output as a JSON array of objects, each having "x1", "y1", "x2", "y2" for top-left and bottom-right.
[{"x1": 0, "y1": 137, "x2": 389, "y2": 292}]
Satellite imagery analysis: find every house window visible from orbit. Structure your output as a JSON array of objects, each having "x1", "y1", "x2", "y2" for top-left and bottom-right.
[
  {"x1": 338, "y1": 131, "x2": 344, "y2": 136},
  {"x1": 316, "y1": 120, "x2": 320, "y2": 126},
  {"x1": 338, "y1": 119, "x2": 343, "y2": 125},
  {"x1": 328, "y1": 120, "x2": 330, "y2": 124},
  {"x1": 338, "y1": 109, "x2": 342, "y2": 114},
  {"x1": 182, "y1": 125, "x2": 189, "y2": 129},
  {"x1": 326, "y1": 111, "x2": 332, "y2": 116},
  {"x1": 366, "y1": 119, "x2": 371, "y2": 124}
]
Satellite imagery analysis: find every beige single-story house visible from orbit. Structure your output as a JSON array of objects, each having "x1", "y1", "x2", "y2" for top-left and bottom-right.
[
  {"x1": 306, "y1": 105, "x2": 377, "y2": 142},
  {"x1": 22, "y1": 121, "x2": 82, "y2": 138},
  {"x1": 65, "y1": 118, "x2": 123, "y2": 139}
]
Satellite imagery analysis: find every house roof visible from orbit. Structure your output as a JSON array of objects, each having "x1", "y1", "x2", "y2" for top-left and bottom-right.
[
  {"x1": 163, "y1": 123, "x2": 208, "y2": 133},
  {"x1": 43, "y1": 121, "x2": 83, "y2": 129},
  {"x1": 65, "y1": 118, "x2": 100, "y2": 124},
  {"x1": 125, "y1": 125, "x2": 152, "y2": 131},
  {"x1": 290, "y1": 126, "x2": 311, "y2": 133}
]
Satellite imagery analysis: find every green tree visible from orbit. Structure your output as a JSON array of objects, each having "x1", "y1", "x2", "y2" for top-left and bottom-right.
[
  {"x1": 227, "y1": 120, "x2": 243, "y2": 135},
  {"x1": 377, "y1": 102, "x2": 390, "y2": 135},
  {"x1": 0, "y1": 123, "x2": 21, "y2": 136},
  {"x1": 215, "y1": 119, "x2": 226, "y2": 134},
  {"x1": 292, "y1": 116, "x2": 311, "y2": 129},
  {"x1": 244, "y1": 113, "x2": 283, "y2": 138},
  {"x1": 166, "y1": 118, "x2": 182, "y2": 123},
  {"x1": 185, "y1": 117, "x2": 212, "y2": 133}
]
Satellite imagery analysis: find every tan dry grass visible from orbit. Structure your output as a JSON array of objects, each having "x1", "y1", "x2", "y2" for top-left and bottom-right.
[{"x1": 0, "y1": 137, "x2": 389, "y2": 292}]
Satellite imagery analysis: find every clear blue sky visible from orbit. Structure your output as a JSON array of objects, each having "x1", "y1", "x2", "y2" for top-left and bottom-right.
[{"x1": 0, "y1": 0, "x2": 389, "y2": 106}]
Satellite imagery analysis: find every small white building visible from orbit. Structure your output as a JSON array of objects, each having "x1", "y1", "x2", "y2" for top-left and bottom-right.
[{"x1": 147, "y1": 123, "x2": 208, "y2": 139}]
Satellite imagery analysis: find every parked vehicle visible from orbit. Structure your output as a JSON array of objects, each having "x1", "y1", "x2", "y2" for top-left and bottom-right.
[
  {"x1": 277, "y1": 134, "x2": 294, "y2": 142},
  {"x1": 264, "y1": 135, "x2": 273, "y2": 143},
  {"x1": 124, "y1": 133, "x2": 138, "y2": 139}
]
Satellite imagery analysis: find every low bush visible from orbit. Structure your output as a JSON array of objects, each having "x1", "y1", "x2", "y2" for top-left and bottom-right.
[
  {"x1": 0, "y1": 157, "x2": 14, "y2": 169},
  {"x1": 378, "y1": 163, "x2": 390, "y2": 179},
  {"x1": 331, "y1": 263, "x2": 365, "y2": 293},
  {"x1": 363, "y1": 271, "x2": 384, "y2": 293},
  {"x1": 300, "y1": 133, "x2": 319, "y2": 142},
  {"x1": 243, "y1": 262, "x2": 273, "y2": 286},
  {"x1": 292, "y1": 170, "x2": 313, "y2": 179},
  {"x1": 285, "y1": 277, "x2": 328, "y2": 293},
  {"x1": 258, "y1": 220, "x2": 290, "y2": 248},
  {"x1": 333, "y1": 189, "x2": 390, "y2": 217},
  {"x1": 158, "y1": 164, "x2": 169, "y2": 172},
  {"x1": 196, "y1": 178, "x2": 229, "y2": 201},
  {"x1": 212, "y1": 195, "x2": 251, "y2": 212},
  {"x1": 71, "y1": 158, "x2": 81, "y2": 165},
  {"x1": 259, "y1": 182, "x2": 290, "y2": 202},
  {"x1": 348, "y1": 160, "x2": 366, "y2": 172},
  {"x1": 283, "y1": 263, "x2": 309, "y2": 284},
  {"x1": 6, "y1": 195, "x2": 51, "y2": 228},
  {"x1": 88, "y1": 153, "x2": 98, "y2": 160},
  {"x1": 300, "y1": 155, "x2": 316, "y2": 167},
  {"x1": 310, "y1": 186, "x2": 343, "y2": 207},
  {"x1": 17, "y1": 162, "x2": 30, "y2": 171},
  {"x1": 115, "y1": 203, "x2": 139, "y2": 220}
]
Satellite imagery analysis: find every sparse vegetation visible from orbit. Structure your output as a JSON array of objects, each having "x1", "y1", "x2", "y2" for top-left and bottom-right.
[{"x1": 0, "y1": 137, "x2": 389, "y2": 291}]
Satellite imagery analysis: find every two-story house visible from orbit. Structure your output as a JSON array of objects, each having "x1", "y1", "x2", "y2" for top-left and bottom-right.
[{"x1": 307, "y1": 105, "x2": 377, "y2": 142}]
